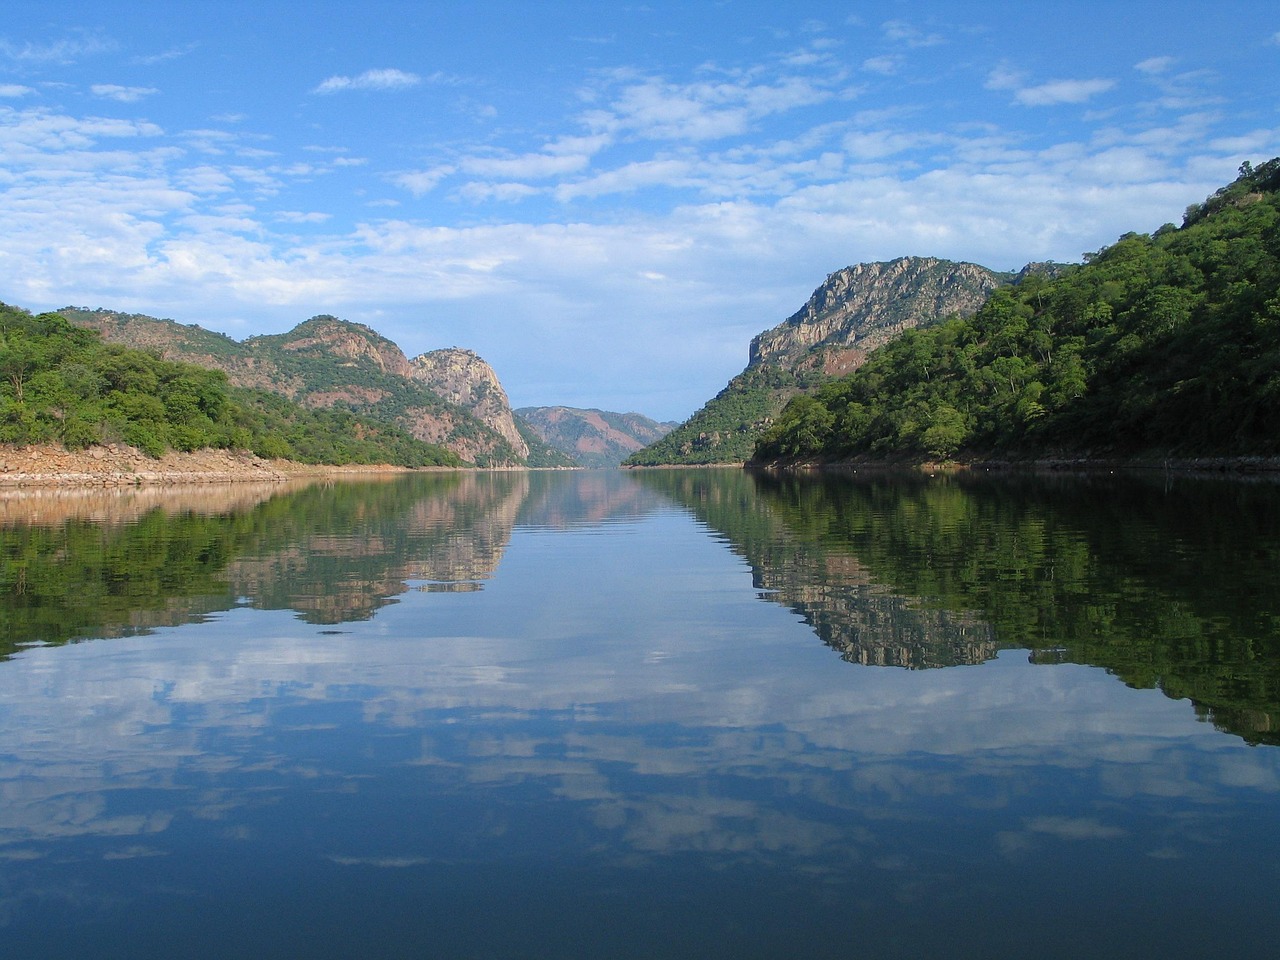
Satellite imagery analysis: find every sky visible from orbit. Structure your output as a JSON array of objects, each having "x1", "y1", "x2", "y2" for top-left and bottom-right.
[{"x1": 1, "y1": 1, "x2": 1278, "y2": 421}]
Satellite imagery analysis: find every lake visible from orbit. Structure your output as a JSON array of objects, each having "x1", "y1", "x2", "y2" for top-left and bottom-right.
[{"x1": 1, "y1": 467, "x2": 1278, "y2": 959}]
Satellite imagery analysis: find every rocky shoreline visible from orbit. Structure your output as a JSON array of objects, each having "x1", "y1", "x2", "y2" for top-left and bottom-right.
[{"x1": 0, "y1": 444, "x2": 418, "y2": 488}]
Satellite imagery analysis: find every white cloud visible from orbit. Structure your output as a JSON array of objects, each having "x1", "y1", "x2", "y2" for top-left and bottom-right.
[
  {"x1": 456, "y1": 181, "x2": 542, "y2": 203},
  {"x1": 1013, "y1": 78, "x2": 1115, "y2": 107},
  {"x1": 861, "y1": 56, "x2": 901, "y2": 76},
  {"x1": 1135, "y1": 56, "x2": 1175, "y2": 75},
  {"x1": 275, "y1": 210, "x2": 332, "y2": 224},
  {"x1": 462, "y1": 150, "x2": 592, "y2": 180},
  {"x1": 91, "y1": 84, "x2": 159, "y2": 103},
  {"x1": 984, "y1": 65, "x2": 1023, "y2": 92},
  {"x1": 391, "y1": 165, "x2": 455, "y2": 196},
  {"x1": 555, "y1": 158, "x2": 695, "y2": 200},
  {"x1": 0, "y1": 84, "x2": 34, "y2": 98},
  {"x1": 583, "y1": 71, "x2": 835, "y2": 142},
  {"x1": 881, "y1": 20, "x2": 946, "y2": 48},
  {"x1": 0, "y1": 36, "x2": 117, "y2": 64},
  {"x1": 313, "y1": 68, "x2": 421, "y2": 94}
]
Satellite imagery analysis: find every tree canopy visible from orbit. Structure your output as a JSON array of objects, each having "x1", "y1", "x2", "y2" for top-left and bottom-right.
[
  {"x1": 754, "y1": 159, "x2": 1280, "y2": 463},
  {"x1": 0, "y1": 304, "x2": 462, "y2": 467}
]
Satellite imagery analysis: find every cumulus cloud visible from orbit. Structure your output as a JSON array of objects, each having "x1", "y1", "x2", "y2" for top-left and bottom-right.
[
  {"x1": 313, "y1": 68, "x2": 421, "y2": 94},
  {"x1": 0, "y1": 84, "x2": 34, "y2": 97}
]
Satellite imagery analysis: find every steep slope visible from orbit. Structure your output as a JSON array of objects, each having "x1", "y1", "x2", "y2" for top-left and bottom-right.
[
  {"x1": 752, "y1": 158, "x2": 1280, "y2": 463},
  {"x1": 409, "y1": 348, "x2": 529, "y2": 461},
  {"x1": 60, "y1": 309, "x2": 524, "y2": 466},
  {"x1": 626, "y1": 257, "x2": 1014, "y2": 465},
  {"x1": 516, "y1": 406, "x2": 677, "y2": 468}
]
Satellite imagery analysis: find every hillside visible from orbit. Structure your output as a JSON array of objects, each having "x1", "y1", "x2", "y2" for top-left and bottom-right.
[
  {"x1": 516, "y1": 407, "x2": 677, "y2": 468},
  {"x1": 625, "y1": 257, "x2": 1015, "y2": 465},
  {"x1": 753, "y1": 159, "x2": 1280, "y2": 464},
  {"x1": 60, "y1": 310, "x2": 525, "y2": 466},
  {"x1": 0, "y1": 303, "x2": 462, "y2": 467}
]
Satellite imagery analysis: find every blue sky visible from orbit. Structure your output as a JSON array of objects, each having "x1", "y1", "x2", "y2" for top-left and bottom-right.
[{"x1": 1, "y1": 1, "x2": 1277, "y2": 420}]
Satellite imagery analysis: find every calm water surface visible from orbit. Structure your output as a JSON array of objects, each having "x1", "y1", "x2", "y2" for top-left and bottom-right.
[{"x1": 1, "y1": 468, "x2": 1278, "y2": 959}]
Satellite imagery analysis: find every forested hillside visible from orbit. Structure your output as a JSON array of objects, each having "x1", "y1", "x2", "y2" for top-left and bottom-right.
[
  {"x1": 626, "y1": 258, "x2": 1011, "y2": 465},
  {"x1": 0, "y1": 304, "x2": 462, "y2": 466},
  {"x1": 755, "y1": 160, "x2": 1280, "y2": 464},
  {"x1": 60, "y1": 310, "x2": 524, "y2": 466}
]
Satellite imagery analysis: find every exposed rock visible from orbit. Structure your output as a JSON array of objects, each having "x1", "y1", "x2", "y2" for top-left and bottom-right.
[
  {"x1": 409, "y1": 348, "x2": 529, "y2": 460},
  {"x1": 628, "y1": 256, "x2": 1015, "y2": 466},
  {"x1": 749, "y1": 257, "x2": 1010, "y2": 367},
  {"x1": 59, "y1": 308, "x2": 524, "y2": 466}
]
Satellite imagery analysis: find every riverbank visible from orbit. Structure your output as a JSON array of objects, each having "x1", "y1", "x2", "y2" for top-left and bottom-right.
[
  {"x1": 747, "y1": 453, "x2": 1280, "y2": 476},
  {"x1": 0, "y1": 443, "x2": 419, "y2": 488}
]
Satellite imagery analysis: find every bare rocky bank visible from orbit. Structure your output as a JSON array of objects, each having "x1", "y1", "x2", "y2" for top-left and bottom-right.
[{"x1": 0, "y1": 444, "x2": 419, "y2": 488}]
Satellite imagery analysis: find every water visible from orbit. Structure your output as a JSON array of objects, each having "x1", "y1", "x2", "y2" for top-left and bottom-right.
[{"x1": 1, "y1": 468, "x2": 1278, "y2": 959}]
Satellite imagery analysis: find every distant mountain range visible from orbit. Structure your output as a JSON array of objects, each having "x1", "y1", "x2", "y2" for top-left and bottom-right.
[{"x1": 516, "y1": 407, "x2": 677, "y2": 468}]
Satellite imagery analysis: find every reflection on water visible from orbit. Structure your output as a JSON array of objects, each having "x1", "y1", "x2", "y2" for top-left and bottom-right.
[{"x1": 1, "y1": 469, "x2": 1278, "y2": 959}]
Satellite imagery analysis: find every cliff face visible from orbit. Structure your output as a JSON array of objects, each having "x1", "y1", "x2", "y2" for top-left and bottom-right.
[
  {"x1": 626, "y1": 256, "x2": 1014, "y2": 466},
  {"x1": 516, "y1": 406, "x2": 677, "y2": 468},
  {"x1": 410, "y1": 349, "x2": 529, "y2": 461},
  {"x1": 59, "y1": 308, "x2": 524, "y2": 466},
  {"x1": 749, "y1": 257, "x2": 1010, "y2": 367}
]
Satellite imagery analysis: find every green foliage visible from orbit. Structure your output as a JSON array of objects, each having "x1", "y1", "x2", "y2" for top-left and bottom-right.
[
  {"x1": 0, "y1": 301, "x2": 463, "y2": 467},
  {"x1": 59, "y1": 309, "x2": 523, "y2": 466},
  {"x1": 625, "y1": 363, "x2": 807, "y2": 465},
  {"x1": 514, "y1": 417, "x2": 580, "y2": 468},
  {"x1": 755, "y1": 159, "x2": 1280, "y2": 462}
]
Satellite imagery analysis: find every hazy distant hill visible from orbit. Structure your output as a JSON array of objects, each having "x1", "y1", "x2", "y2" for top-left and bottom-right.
[
  {"x1": 516, "y1": 406, "x2": 677, "y2": 467},
  {"x1": 626, "y1": 257, "x2": 1016, "y2": 465},
  {"x1": 60, "y1": 309, "x2": 526, "y2": 466}
]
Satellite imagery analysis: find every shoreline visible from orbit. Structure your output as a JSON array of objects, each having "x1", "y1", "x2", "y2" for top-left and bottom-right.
[
  {"x1": 745, "y1": 454, "x2": 1280, "y2": 476},
  {"x1": 0, "y1": 443, "x2": 424, "y2": 488}
]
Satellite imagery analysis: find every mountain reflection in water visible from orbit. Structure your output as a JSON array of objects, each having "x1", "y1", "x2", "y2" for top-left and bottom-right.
[{"x1": 1, "y1": 468, "x2": 1278, "y2": 960}]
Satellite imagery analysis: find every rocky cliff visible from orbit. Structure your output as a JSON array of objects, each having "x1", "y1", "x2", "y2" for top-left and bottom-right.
[
  {"x1": 410, "y1": 349, "x2": 529, "y2": 461},
  {"x1": 626, "y1": 256, "x2": 1016, "y2": 465},
  {"x1": 516, "y1": 406, "x2": 677, "y2": 468},
  {"x1": 59, "y1": 308, "x2": 525, "y2": 466},
  {"x1": 749, "y1": 257, "x2": 1011, "y2": 370}
]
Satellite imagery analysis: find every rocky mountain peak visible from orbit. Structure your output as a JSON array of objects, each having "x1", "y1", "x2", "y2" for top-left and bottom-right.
[
  {"x1": 267, "y1": 315, "x2": 414, "y2": 379},
  {"x1": 748, "y1": 256, "x2": 1011, "y2": 368},
  {"x1": 409, "y1": 348, "x2": 529, "y2": 460}
]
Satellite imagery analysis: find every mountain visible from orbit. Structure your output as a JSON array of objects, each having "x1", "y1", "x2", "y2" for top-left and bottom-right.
[
  {"x1": 625, "y1": 257, "x2": 1014, "y2": 465},
  {"x1": 752, "y1": 158, "x2": 1280, "y2": 463},
  {"x1": 515, "y1": 406, "x2": 678, "y2": 468},
  {"x1": 408, "y1": 347, "x2": 528, "y2": 460},
  {"x1": 59, "y1": 309, "x2": 525, "y2": 466}
]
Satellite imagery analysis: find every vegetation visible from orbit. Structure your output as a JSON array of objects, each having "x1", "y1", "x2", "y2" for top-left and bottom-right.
[
  {"x1": 0, "y1": 303, "x2": 463, "y2": 466},
  {"x1": 58, "y1": 309, "x2": 521, "y2": 466},
  {"x1": 515, "y1": 416, "x2": 580, "y2": 468},
  {"x1": 755, "y1": 159, "x2": 1280, "y2": 463},
  {"x1": 627, "y1": 258, "x2": 1012, "y2": 466},
  {"x1": 624, "y1": 363, "x2": 817, "y2": 465}
]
